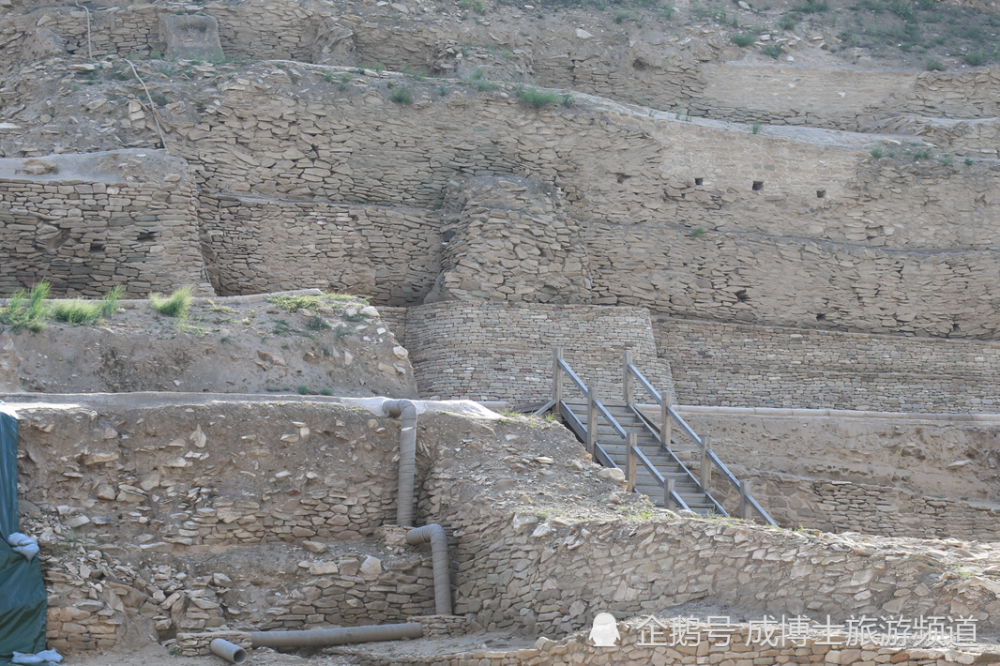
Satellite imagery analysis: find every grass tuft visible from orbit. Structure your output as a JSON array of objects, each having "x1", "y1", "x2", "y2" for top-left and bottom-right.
[
  {"x1": 0, "y1": 281, "x2": 50, "y2": 333},
  {"x1": 731, "y1": 33, "x2": 755, "y2": 47},
  {"x1": 390, "y1": 87, "x2": 414, "y2": 104},
  {"x1": 517, "y1": 87, "x2": 559, "y2": 108},
  {"x1": 149, "y1": 286, "x2": 193, "y2": 318}
]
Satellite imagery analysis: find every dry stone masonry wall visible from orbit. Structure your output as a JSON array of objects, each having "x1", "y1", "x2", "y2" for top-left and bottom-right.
[
  {"x1": 0, "y1": 151, "x2": 204, "y2": 297},
  {"x1": 201, "y1": 194, "x2": 441, "y2": 302},
  {"x1": 402, "y1": 301, "x2": 673, "y2": 403},
  {"x1": 656, "y1": 316, "x2": 1000, "y2": 412}
]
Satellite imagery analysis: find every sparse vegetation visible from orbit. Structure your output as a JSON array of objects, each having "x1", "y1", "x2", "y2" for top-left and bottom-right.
[
  {"x1": 0, "y1": 281, "x2": 50, "y2": 333},
  {"x1": 517, "y1": 87, "x2": 559, "y2": 108},
  {"x1": 760, "y1": 44, "x2": 784, "y2": 59},
  {"x1": 390, "y1": 87, "x2": 414, "y2": 104},
  {"x1": 149, "y1": 286, "x2": 193, "y2": 318},
  {"x1": 53, "y1": 285, "x2": 123, "y2": 325},
  {"x1": 267, "y1": 293, "x2": 366, "y2": 314},
  {"x1": 870, "y1": 145, "x2": 885, "y2": 159},
  {"x1": 731, "y1": 33, "x2": 755, "y2": 47},
  {"x1": 752, "y1": 121, "x2": 764, "y2": 134},
  {"x1": 924, "y1": 58, "x2": 945, "y2": 71}
]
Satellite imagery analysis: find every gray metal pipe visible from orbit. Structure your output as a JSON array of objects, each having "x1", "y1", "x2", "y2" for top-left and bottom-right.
[
  {"x1": 383, "y1": 399, "x2": 417, "y2": 528},
  {"x1": 209, "y1": 638, "x2": 247, "y2": 664},
  {"x1": 406, "y1": 524, "x2": 451, "y2": 615},
  {"x1": 249, "y1": 622, "x2": 423, "y2": 649}
]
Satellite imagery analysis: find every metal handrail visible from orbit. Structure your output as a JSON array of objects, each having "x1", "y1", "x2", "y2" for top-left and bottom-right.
[
  {"x1": 626, "y1": 359, "x2": 777, "y2": 528},
  {"x1": 557, "y1": 358, "x2": 588, "y2": 397},
  {"x1": 631, "y1": 405, "x2": 728, "y2": 517}
]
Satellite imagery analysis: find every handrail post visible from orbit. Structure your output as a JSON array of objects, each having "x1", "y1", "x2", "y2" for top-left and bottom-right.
[
  {"x1": 626, "y1": 433, "x2": 637, "y2": 493},
  {"x1": 661, "y1": 393, "x2": 671, "y2": 449},
  {"x1": 553, "y1": 347, "x2": 564, "y2": 418},
  {"x1": 664, "y1": 477, "x2": 676, "y2": 511},
  {"x1": 699, "y1": 436, "x2": 711, "y2": 491},
  {"x1": 622, "y1": 351, "x2": 633, "y2": 405},
  {"x1": 586, "y1": 384, "x2": 598, "y2": 457},
  {"x1": 739, "y1": 479, "x2": 750, "y2": 520}
]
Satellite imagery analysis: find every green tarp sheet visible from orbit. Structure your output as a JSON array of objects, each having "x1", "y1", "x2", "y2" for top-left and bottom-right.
[{"x1": 0, "y1": 402, "x2": 47, "y2": 662}]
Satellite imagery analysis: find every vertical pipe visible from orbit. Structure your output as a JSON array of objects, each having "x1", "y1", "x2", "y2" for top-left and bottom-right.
[
  {"x1": 622, "y1": 351, "x2": 633, "y2": 405},
  {"x1": 586, "y1": 385, "x2": 597, "y2": 457},
  {"x1": 626, "y1": 432, "x2": 636, "y2": 493},
  {"x1": 406, "y1": 524, "x2": 452, "y2": 615},
  {"x1": 665, "y1": 477, "x2": 676, "y2": 511},
  {"x1": 383, "y1": 400, "x2": 417, "y2": 528},
  {"x1": 553, "y1": 347, "x2": 564, "y2": 419}
]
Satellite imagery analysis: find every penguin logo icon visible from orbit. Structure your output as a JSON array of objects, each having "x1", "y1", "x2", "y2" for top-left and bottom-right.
[{"x1": 589, "y1": 612, "x2": 621, "y2": 647}]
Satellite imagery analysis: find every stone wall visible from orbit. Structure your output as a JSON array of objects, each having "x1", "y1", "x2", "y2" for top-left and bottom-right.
[
  {"x1": 0, "y1": 151, "x2": 204, "y2": 297},
  {"x1": 735, "y1": 473, "x2": 1000, "y2": 541},
  {"x1": 448, "y1": 507, "x2": 1000, "y2": 637},
  {"x1": 351, "y1": 621, "x2": 995, "y2": 666},
  {"x1": 402, "y1": 301, "x2": 673, "y2": 403},
  {"x1": 200, "y1": 194, "x2": 441, "y2": 303},
  {"x1": 655, "y1": 316, "x2": 1000, "y2": 412},
  {"x1": 427, "y1": 176, "x2": 591, "y2": 305}
]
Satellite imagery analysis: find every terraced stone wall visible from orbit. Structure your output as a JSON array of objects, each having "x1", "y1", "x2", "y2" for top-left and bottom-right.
[
  {"x1": 450, "y1": 507, "x2": 1000, "y2": 636},
  {"x1": 200, "y1": 194, "x2": 442, "y2": 303},
  {"x1": 655, "y1": 316, "x2": 1000, "y2": 411},
  {"x1": 402, "y1": 301, "x2": 673, "y2": 403},
  {"x1": 0, "y1": 172, "x2": 203, "y2": 298}
]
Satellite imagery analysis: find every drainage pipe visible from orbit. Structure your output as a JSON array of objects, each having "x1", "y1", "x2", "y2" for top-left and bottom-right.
[
  {"x1": 209, "y1": 638, "x2": 247, "y2": 664},
  {"x1": 383, "y1": 399, "x2": 417, "y2": 528},
  {"x1": 249, "y1": 622, "x2": 424, "y2": 649},
  {"x1": 406, "y1": 524, "x2": 451, "y2": 615}
]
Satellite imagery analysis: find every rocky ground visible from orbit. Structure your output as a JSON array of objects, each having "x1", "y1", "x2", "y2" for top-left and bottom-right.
[{"x1": 0, "y1": 291, "x2": 417, "y2": 396}]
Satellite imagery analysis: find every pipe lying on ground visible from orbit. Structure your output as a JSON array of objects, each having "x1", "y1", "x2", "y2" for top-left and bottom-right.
[
  {"x1": 249, "y1": 622, "x2": 424, "y2": 649},
  {"x1": 383, "y1": 399, "x2": 417, "y2": 528},
  {"x1": 406, "y1": 524, "x2": 452, "y2": 615},
  {"x1": 209, "y1": 638, "x2": 247, "y2": 664}
]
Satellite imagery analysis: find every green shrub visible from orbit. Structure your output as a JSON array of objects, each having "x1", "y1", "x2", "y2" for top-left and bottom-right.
[
  {"x1": 870, "y1": 145, "x2": 884, "y2": 158},
  {"x1": 761, "y1": 44, "x2": 784, "y2": 58},
  {"x1": 963, "y1": 51, "x2": 988, "y2": 66},
  {"x1": 779, "y1": 13, "x2": 800, "y2": 29},
  {"x1": 297, "y1": 385, "x2": 311, "y2": 395},
  {"x1": 306, "y1": 315, "x2": 330, "y2": 331},
  {"x1": 613, "y1": 10, "x2": 633, "y2": 23},
  {"x1": 965, "y1": 157, "x2": 974, "y2": 166},
  {"x1": 0, "y1": 281, "x2": 50, "y2": 333},
  {"x1": 319, "y1": 388, "x2": 333, "y2": 396},
  {"x1": 752, "y1": 121, "x2": 764, "y2": 134},
  {"x1": 925, "y1": 58, "x2": 945, "y2": 71},
  {"x1": 517, "y1": 87, "x2": 559, "y2": 108},
  {"x1": 559, "y1": 93, "x2": 575, "y2": 107},
  {"x1": 475, "y1": 80, "x2": 499, "y2": 91},
  {"x1": 390, "y1": 87, "x2": 414, "y2": 104},
  {"x1": 149, "y1": 286, "x2": 193, "y2": 318},
  {"x1": 53, "y1": 300, "x2": 102, "y2": 325},
  {"x1": 731, "y1": 33, "x2": 755, "y2": 47}
]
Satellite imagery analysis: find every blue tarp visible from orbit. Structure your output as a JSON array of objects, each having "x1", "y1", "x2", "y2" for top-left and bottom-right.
[{"x1": 0, "y1": 402, "x2": 47, "y2": 662}]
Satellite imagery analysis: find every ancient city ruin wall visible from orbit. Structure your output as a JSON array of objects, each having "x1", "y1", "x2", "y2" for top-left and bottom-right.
[
  {"x1": 402, "y1": 302, "x2": 673, "y2": 403},
  {"x1": 588, "y1": 224, "x2": 1000, "y2": 338},
  {"x1": 15, "y1": 400, "x2": 444, "y2": 647},
  {"x1": 200, "y1": 194, "x2": 442, "y2": 302},
  {"x1": 159, "y1": 70, "x2": 999, "y2": 246},
  {"x1": 0, "y1": 169, "x2": 203, "y2": 297},
  {"x1": 449, "y1": 508, "x2": 1000, "y2": 636},
  {"x1": 655, "y1": 316, "x2": 1000, "y2": 412},
  {"x1": 723, "y1": 473, "x2": 1000, "y2": 541}
]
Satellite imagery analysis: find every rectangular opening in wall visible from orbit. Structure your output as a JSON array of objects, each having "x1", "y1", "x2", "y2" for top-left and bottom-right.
[
  {"x1": 752, "y1": 181, "x2": 764, "y2": 191},
  {"x1": 695, "y1": 178, "x2": 704, "y2": 186},
  {"x1": 817, "y1": 189, "x2": 826, "y2": 198}
]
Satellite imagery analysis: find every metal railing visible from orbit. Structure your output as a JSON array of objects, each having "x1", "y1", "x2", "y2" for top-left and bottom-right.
[
  {"x1": 623, "y1": 354, "x2": 777, "y2": 527},
  {"x1": 538, "y1": 349, "x2": 691, "y2": 512}
]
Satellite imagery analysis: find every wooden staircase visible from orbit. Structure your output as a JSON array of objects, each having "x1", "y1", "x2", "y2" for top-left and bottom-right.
[{"x1": 531, "y1": 348, "x2": 777, "y2": 525}]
